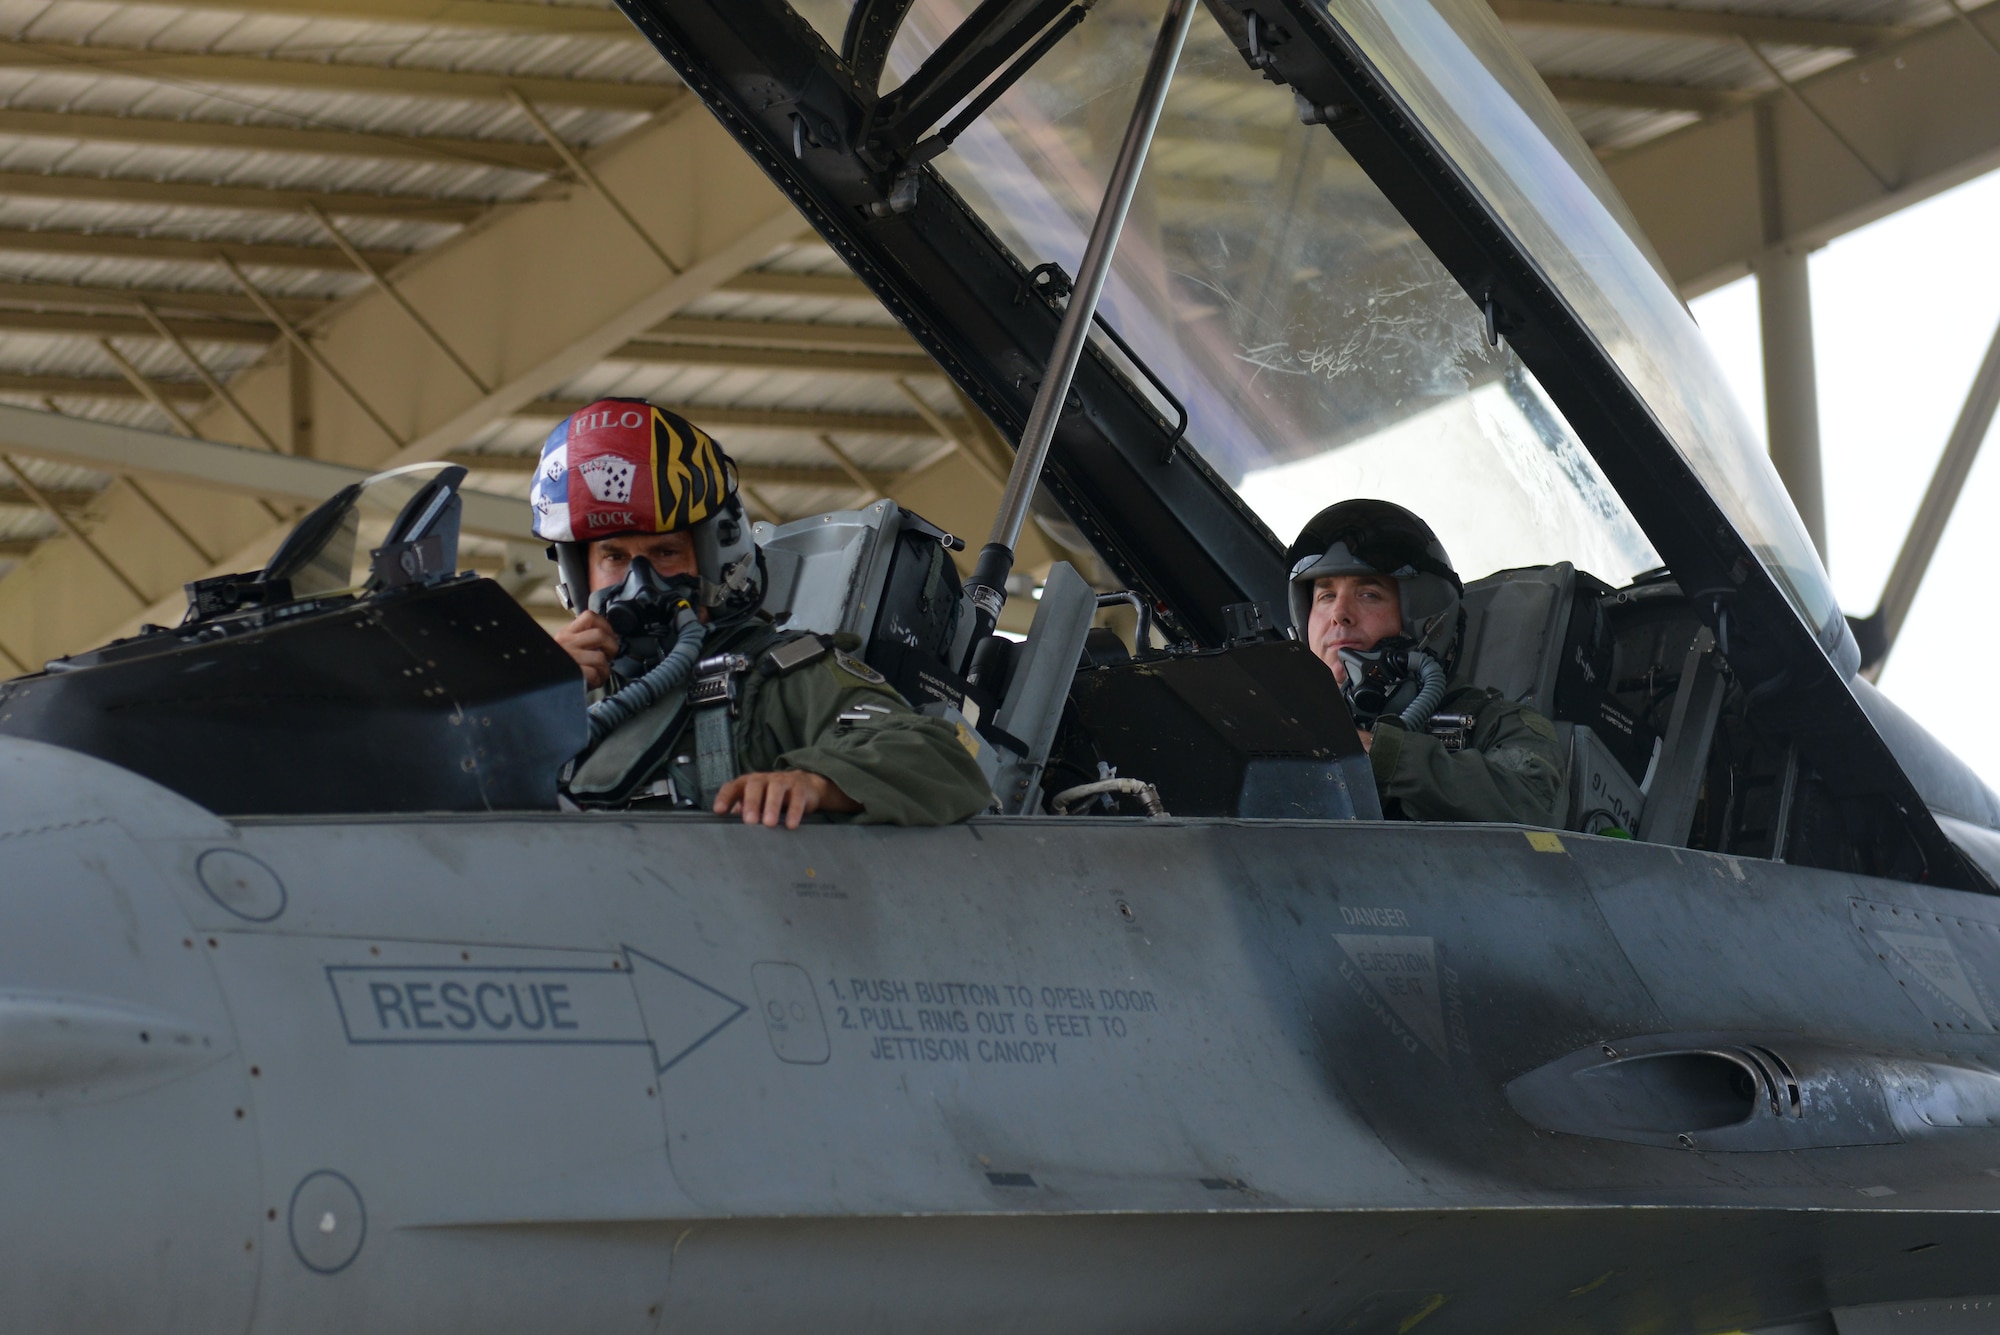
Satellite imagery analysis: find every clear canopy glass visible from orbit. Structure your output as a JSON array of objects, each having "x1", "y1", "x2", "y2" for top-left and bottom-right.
[
  {"x1": 266, "y1": 463, "x2": 465, "y2": 599},
  {"x1": 1324, "y1": 0, "x2": 1845, "y2": 652},
  {"x1": 894, "y1": 0, "x2": 1660, "y2": 593}
]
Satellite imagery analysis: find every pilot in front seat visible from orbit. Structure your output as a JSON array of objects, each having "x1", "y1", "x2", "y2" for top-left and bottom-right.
[
  {"x1": 1287, "y1": 500, "x2": 1562, "y2": 826},
  {"x1": 535, "y1": 397, "x2": 993, "y2": 828}
]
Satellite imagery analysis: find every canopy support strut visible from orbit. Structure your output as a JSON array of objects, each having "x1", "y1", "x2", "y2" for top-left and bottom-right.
[{"x1": 961, "y1": 0, "x2": 1194, "y2": 673}]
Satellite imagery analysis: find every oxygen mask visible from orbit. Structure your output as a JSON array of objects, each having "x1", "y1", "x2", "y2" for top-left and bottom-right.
[
  {"x1": 1335, "y1": 635, "x2": 1447, "y2": 732},
  {"x1": 576, "y1": 559, "x2": 711, "y2": 745},
  {"x1": 588, "y1": 560, "x2": 703, "y2": 677}
]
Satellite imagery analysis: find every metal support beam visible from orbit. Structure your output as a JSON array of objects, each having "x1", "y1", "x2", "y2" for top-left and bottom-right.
[
  {"x1": 0, "y1": 480, "x2": 97, "y2": 510},
  {"x1": 1945, "y1": 0, "x2": 2000, "y2": 60},
  {"x1": 1541, "y1": 76, "x2": 1755, "y2": 115},
  {"x1": 639, "y1": 318, "x2": 917, "y2": 352},
  {"x1": 95, "y1": 343, "x2": 260, "y2": 551},
  {"x1": 288, "y1": 345, "x2": 314, "y2": 458},
  {"x1": 606, "y1": 341, "x2": 934, "y2": 375},
  {"x1": 118, "y1": 0, "x2": 639, "y2": 36},
  {"x1": 1856, "y1": 312, "x2": 2000, "y2": 668},
  {"x1": 0, "y1": 100, "x2": 802, "y2": 664},
  {"x1": 374, "y1": 145, "x2": 800, "y2": 473},
  {"x1": 509, "y1": 90, "x2": 681, "y2": 275},
  {"x1": 0, "y1": 169, "x2": 489, "y2": 224},
  {"x1": 136, "y1": 301, "x2": 287, "y2": 455},
  {"x1": 307, "y1": 202, "x2": 490, "y2": 394},
  {"x1": 0, "y1": 228, "x2": 408, "y2": 273},
  {"x1": 0, "y1": 405, "x2": 524, "y2": 539},
  {"x1": 222, "y1": 256, "x2": 407, "y2": 449},
  {"x1": 0, "y1": 106, "x2": 565, "y2": 172},
  {"x1": 0, "y1": 308, "x2": 272, "y2": 345},
  {"x1": 1755, "y1": 246, "x2": 1827, "y2": 561},
  {"x1": 942, "y1": 382, "x2": 1020, "y2": 488},
  {"x1": 0, "y1": 40, "x2": 679, "y2": 110},
  {"x1": 98, "y1": 340, "x2": 200, "y2": 437},
  {"x1": 0, "y1": 455, "x2": 147, "y2": 605},
  {"x1": 1490, "y1": 0, "x2": 1913, "y2": 49},
  {"x1": 816, "y1": 435, "x2": 883, "y2": 501},
  {"x1": 0, "y1": 372, "x2": 207, "y2": 401},
  {"x1": 893, "y1": 379, "x2": 1006, "y2": 485},
  {"x1": 716, "y1": 271, "x2": 872, "y2": 301},
  {"x1": 737, "y1": 482, "x2": 787, "y2": 526},
  {"x1": 0, "y1": 279, "x2": 323, "y2": 323},
  {"x1": 1605, "y1": 18, "x2": 2000, "y2": 296},
  {"x1": 1739, "y1": 39, "x2": 1893, "y2": 194}
]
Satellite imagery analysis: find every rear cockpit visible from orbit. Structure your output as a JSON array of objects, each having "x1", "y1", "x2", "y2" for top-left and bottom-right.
[{"x1": 754, "y1": 493, "x2": 1994, "y2": 888}]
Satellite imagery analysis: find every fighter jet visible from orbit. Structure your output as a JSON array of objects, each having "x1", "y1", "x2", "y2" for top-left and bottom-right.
[{"x1": 1, "y1": 0, "x2": 1997, "y2": 1332}]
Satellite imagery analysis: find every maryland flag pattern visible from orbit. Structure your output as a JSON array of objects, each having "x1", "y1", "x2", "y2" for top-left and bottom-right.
[{"x1": 530, "y1": 398, "x2": 732, "y2": 543}]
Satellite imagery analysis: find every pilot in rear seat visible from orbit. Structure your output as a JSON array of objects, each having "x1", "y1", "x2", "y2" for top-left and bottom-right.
[
  {"x1": 533, "y1": 397, "x2": 993, "y2": 827},
  {"x1": 1287, "y1": 500, "x2": 1562, "y2": 826}
]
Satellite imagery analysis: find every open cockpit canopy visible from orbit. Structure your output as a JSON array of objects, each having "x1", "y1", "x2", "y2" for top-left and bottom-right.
[
  {"x1": 854, "y1": 0, "x2": 1672, "y2": 592},
  {"x1": 0, "y1": 0, "x2": 1989, "y2": 891},
  {"x1": 622, "y1": 0, "x2": 1997, "y2": 885},
  {"x1": 776, "y1": 0, "x2": 1835, "y2": 656}
]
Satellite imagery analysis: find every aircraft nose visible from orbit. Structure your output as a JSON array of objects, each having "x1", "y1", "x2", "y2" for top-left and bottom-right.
[{"x1": 0, "y1": 738, "x2": 260, "y2": 1332}]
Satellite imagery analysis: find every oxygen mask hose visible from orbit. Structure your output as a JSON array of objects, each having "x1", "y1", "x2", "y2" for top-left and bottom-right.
[
  {"x1": 1396, "y1": 650, "x2": 1447, "y2": 732},
  {"x1": 586, "y1": 605, "x2": 706, "y2": 746},
  {"x1": 1340, "y1": 641, "x2": 1447, "y2": 733}
]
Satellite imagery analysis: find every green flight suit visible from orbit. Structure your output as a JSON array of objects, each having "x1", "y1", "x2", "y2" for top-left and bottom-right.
[
  {"x1": 1366, "y1": 684, "x2": 1563, "y2": 826},
  {"x1": 567, "y1": 619, "x2": 995, "y2": 825}
]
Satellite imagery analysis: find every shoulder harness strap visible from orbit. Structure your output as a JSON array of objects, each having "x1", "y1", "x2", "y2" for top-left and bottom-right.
[{"x1": 691, "y1": 632, "x2": 836, "y2": 805}]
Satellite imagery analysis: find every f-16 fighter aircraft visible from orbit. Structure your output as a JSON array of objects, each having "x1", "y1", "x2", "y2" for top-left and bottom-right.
[{"x1": 1, "y1": 1, "x2": 1997, "y2": 1332}]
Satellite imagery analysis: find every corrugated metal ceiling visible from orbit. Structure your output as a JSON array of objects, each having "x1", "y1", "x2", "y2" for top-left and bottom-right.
[{"x1": 0, "y1": 0, "x2": 1983, "y2": 590}]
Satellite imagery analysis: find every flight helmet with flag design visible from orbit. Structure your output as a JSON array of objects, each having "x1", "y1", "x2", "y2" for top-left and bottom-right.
[{"x1": 531, "y1": 398, "x2": 761, "y2": 620}]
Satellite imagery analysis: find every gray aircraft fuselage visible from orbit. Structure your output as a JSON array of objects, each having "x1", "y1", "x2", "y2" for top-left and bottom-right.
[{"x1": 7, "y1": 734, "x2": 1998, "y2": 1334}]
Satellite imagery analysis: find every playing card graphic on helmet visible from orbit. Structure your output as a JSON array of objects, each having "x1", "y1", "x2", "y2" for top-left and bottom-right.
[
  {"x1": 530, "y1": 398, "x2": 759, "y2": 620},
  {"x1": 577, "y1": 455, "x2": 636, "y2": 505}
]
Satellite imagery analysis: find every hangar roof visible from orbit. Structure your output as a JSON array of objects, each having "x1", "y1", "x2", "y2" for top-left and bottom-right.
[{"x1": 0, "y1": 0, "x2": 1991, "y2": 667}]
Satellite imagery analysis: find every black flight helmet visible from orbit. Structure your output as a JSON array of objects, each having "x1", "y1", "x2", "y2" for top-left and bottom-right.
[{"x1": 1286, "y1": 499, "x2": 1464, "y2": 663}]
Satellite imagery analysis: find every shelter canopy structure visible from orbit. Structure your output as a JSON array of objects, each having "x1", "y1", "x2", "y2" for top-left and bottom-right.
[{"x1": 0, "y1": 0, "x2": 1987, "y2": 675}]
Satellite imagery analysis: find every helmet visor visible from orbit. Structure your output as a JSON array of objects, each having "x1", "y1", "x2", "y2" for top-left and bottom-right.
[{"x1": 1286, "y1": 502, "x2": 1460, "y2": 591}]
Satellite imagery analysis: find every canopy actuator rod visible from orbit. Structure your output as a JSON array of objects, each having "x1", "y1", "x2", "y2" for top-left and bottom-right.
[{"x1": 960, "y1": 0, "x2": 1195, "y2": 677}]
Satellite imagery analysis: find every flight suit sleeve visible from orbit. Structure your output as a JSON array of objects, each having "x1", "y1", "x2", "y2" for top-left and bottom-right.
[
  {"x1": 745, "y1": 651, "x2": 996, "y2": 826},
  {"x1": 1367, "y1": 689, "x2": 1564, "y2": 826}
]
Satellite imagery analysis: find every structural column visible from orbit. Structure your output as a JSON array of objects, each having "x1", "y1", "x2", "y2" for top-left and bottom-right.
[
  {"x1": 1756, "y1": 244, "x2": 1827, "y2": 562},
  {"x1": 287, "y1": 342, "x2": 314, "y2": 457}
]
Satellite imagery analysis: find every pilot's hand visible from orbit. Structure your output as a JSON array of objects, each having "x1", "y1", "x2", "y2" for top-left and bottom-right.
[
  {"x1": 554, "y1": 610, "x2": 619, "y2": 689},
  {"x1": 1357, "y1": 729, "x2": 1374, "y2": 753},
  {"x1": 715, "y1": 769, "x2": 861, "y2": 829}
]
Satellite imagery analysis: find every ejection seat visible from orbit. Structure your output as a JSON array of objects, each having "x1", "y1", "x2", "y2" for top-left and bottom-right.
[
  {"x1": 753, "y1": 500, "x2": 1099, "y2": 816},
  {"x1": 1458, "y1": 563, "x2": 1720, "y2": 845},
  {"x1": 1458, "y1": 562, "x2": 1630, "y2": 833},
  {"x1": 753, "y1": 501, "x2": 1377, "y2": 821}
]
